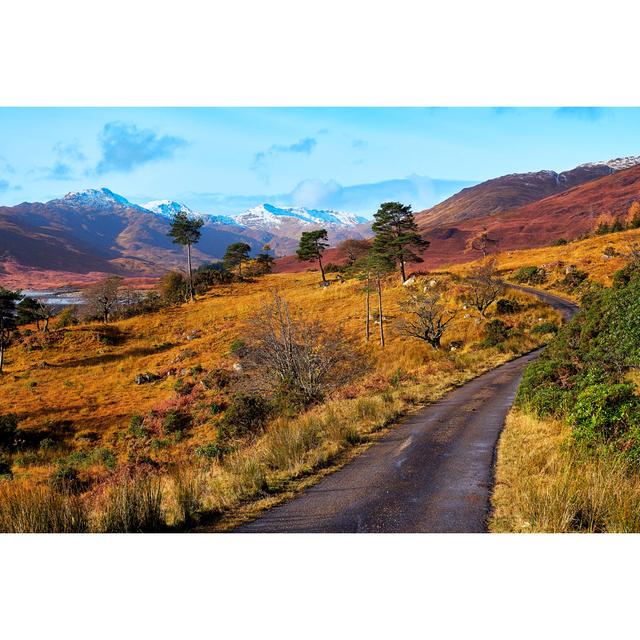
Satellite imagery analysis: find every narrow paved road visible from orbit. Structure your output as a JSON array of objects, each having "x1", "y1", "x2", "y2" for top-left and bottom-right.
[{"x1": 237, "y1": 287, "x2": 578, "y2": 533}]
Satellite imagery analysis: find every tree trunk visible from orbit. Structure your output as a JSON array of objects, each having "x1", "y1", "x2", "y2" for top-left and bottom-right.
[
  {"x1": 187, "y1": 242, "x2": 194, "y2": 302},
  {"x1": 365, "y1": 274, "x2": 370, "y2": 343},
  {"x1": 0, "y1": 318, "x2": 5, "y2": 374},
  {"x1": 318, "y1": 255, "x2": 326, "y2": 283},
  {"x1": 43, "y1": 317, "x2": 49, "y2": 333},
  {"x1": 239, "y1": 258, "x2": 243, "y2": 279},
  {"x1": 400, "y1": 257, "x2": 407, "y2": 282},
  {"x1": 377, "y1": 275, "x2": 385, "y2": 348}
]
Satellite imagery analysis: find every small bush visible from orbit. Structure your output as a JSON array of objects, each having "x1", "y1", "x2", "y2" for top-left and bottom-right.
[
  {"x1": 0, "y1": 456, "x2": 13, "y2": 478},
  {"x1": 49, "y1": 464, "x2": 84, "y2": 494},
  {"x1": 229, "y1": 339, "x2": 247, "y2": 357},
  {"x1": 195, "y1": 441, "x2": 230, "y2": 461},
  {"x1": 561, "y1": 269, "x2": 588, "y2": 290},
  {"x1": 219, "y1": 394, "x2": 271, "y2": 439},
  {"x1": 0, "y1": 414, "x2": 19, "y2": 451},
  {"x1": 496, "y1": 298, "x2": 522, "y2": 314},
  {"x1": 512, "y1": 266, "x2": 547, "y2": 285},
  {"x1": 202, "y1": 369, "x2": 231, "y2": 390},
  {"x1": 162, "y1": 409, "x2": 191, "y2": 435},
  {"x1": 531, "y1": 321, "x2": 559, "y2": 335},
  {"x1": 128, "y1": 414, "x2": 148, "y2": 438},
  {"x1": 482, "y1": 319, "x2": 511, "y2": 347},
  {"x1": 552, "y1": 238, "x2": 568, "y2": 246}
]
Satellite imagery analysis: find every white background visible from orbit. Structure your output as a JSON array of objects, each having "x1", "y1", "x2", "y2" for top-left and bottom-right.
[{"x1": 2, "y1": 1, "x2": 640, "y2": 638}]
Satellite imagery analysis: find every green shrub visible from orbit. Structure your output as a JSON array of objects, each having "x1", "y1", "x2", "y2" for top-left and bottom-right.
[
  {"x1": 531, "y1": 321, "x2": 558, "y2": 335},
  {"x1": 512, "y1": 266, "x2": 547, "y2": 285},
  {"x1": 482, "y1": 319, "x2": 511, "y2": 347},
  {"x1": 195, "y1": 441, "x2": 231, "y2": 461},
  {"x1": 570, "y1": 384, "x2": 640, "y2": 445},
  {"x1": 561, "y1": 269, "x2": 588, "y2": 290},
  {"x1": 0, "y1": 414, "x2": 19, "y2": 451},
  {"x1": 219, "y1": 394, "x2": 271, "y2": 439},
  {"x1": 49, "y1": 464, "x2": 84, "y2": 494},
  {"x1": 229, "y1": 339, "x2": 247, "y2": 357},
  {"x1": 0, "y1": 456, "x2": 13, "y2": 478},
  {"x1": 162, "y1": 410, "x2": 191, "y2": 435},
  {"x1": 128, "y1": 414, "x2": 148, "y2": 438},
  {"x1": 552, "y1": 238, "x2": 568, "y2": 246},
  {"x1": 496, "y1": 298, "x2": 522, "y2": 314}
]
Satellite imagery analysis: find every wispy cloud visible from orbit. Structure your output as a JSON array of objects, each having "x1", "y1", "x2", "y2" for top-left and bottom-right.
[
  {"x1": 352, "y1": 138, "x2": 367, "y2": 150},
  {"x1": 32, "y1": 141, "x2": 87, "y2": 181},
  {"x1": 182, "y1": 175, "x2": 476, "y2": 217},
  {"x1": 53, "y1": 140, "x2": 86, "y2": 163},
  {"x1": 554, "y1": 107, "x2": 606, "y2": 122},
  {"x1": 38, "y1": 162, "x2": 74, "y2": 181},
  {"x1": 0, "y1": 179, "x2": 9, "y2": 193},
  {"x1": 252, "y1": 137, "x2": 317, "y2": 181},
  {"x1": 95, "y1": 122, "x2": 188, "y2": 175}
]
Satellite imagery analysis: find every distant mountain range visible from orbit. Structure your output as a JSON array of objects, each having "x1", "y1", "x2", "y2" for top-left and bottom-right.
[
  {"x1": 276, "y1": 156, "x2": 640, "y2": 274},
  {"x1": 0, "y1": 188, "x2": 372, "y2": 287},
  {"x1": 3, "y1": 155, "x2": 640, "y2": 287}
]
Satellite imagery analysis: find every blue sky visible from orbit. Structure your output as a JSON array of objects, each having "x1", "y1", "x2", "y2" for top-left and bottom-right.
[{"x1": 1, "y1": 107, "x2": 639, "y2": 216}]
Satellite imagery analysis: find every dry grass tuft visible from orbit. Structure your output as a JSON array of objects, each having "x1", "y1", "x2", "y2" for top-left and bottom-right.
[
  {"x1": 0, "y1": 481, "x2": 88, "y2": 533},
  {"x1": 490, "y1": 409, "x2": 640, "y2": 532}
]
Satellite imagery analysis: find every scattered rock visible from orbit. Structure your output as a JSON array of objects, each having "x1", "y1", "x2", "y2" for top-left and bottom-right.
[
  {"x1": 186, "y1": 330, "x2": 202, "y2": 341},
  {"x1": 135, "y1": 372, "x2": 161, "y2": 385},
  {"x1": 403, "y1": 276, "x2": 416, "y2": 287},
  {"x1": 232, "y1": 362, "x2": 243, "y2": 373}
]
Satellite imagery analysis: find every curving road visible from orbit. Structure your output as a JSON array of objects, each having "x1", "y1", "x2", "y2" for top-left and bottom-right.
[{"x1": 236, "y1": 287, "x2": 578, "y2": 533}]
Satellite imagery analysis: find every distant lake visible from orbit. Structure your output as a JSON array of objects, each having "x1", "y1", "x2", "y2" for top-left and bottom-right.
[{"x1": 22, "y1": 288, "x2": 83, "y2": 307}]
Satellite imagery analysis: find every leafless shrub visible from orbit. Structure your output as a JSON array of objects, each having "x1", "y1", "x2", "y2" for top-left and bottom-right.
[
  {"x1": 463, "y1": 258, "x2": 505, "y2": 316},
  {"x1": 397, "y1": 290, "x2": 457, "y2": 349},
  {"x1": 82, "y1": 276, "x2": 123, "y2": 323},
  {"x1": 238, "y1": 292, "x2": 365, "y2": 406}
]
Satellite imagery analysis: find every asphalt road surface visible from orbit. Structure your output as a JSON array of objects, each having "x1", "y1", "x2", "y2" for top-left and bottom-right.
[{"x1": 237, "y1": 287, "x2": 578, "y2": 533}]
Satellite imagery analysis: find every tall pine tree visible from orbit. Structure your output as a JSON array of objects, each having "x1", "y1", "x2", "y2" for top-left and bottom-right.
[
  {"x1": 168, "y1": 211, "x2": 204, "y2": 302},
  {"x1": 371, "y1": 202, "x2": 429, "y2": 282},
  {"x1": 296, "y1": 229, "x2": 329, "y2": 283},
  {"x1": 223, "y1": 242, "x2": 252, "y2": 277}
]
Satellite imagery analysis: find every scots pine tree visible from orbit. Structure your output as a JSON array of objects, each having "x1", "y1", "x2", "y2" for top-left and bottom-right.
[
  {"x1": 168, "y1": 212, "x2": 204, "y2": 302},
  {"x1": 371, "y1": 202, "x2": 429, "y2": 282},
  {"x1": 296, "y1": 229, "x2": 329, "y2": 283}
]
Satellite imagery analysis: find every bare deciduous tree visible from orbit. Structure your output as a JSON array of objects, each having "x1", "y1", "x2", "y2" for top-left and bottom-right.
[
  {"x1": 238, "y1": 292, "x2": 364, "y2": 405},
  {"x1": 83, "y1": 276, "x2": 123, "y2": 323},
  {"x1": 464, "y1": 259, "x2": 505, "y2": 317},
  {"x1": 397, "y1": 290, "x2": 457, "y2": 349},
  {"x1": 466, "y1": 228, "x2": 498, "y2": 258}
]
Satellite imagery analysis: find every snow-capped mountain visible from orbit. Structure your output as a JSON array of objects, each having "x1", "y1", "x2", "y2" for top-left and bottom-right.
[
  {"x1": 143, "y1": 199, "x2": 194, "y2": 218},
  {"x1": 578, "y1": 156, "x2": 640, "y2": 171},
  {"x1": 232, "y1": 203, "x2": 368, "y2": 229},
  {"x1": 56, "y1": 188, "x2": 147, "y2": 212}
]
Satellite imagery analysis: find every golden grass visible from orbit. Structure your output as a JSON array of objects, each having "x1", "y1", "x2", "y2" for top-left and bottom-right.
[
  {"x1": 490, "y1": 409, "x2": 640, "y2": 533},
  {"x1": 445, "y1": 227, "x2": 640, "y2": 295}
]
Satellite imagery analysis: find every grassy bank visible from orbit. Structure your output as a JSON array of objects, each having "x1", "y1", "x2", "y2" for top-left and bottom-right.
[{"x1": 490, "y1": 409, "x2": 640, "y2": 532}]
